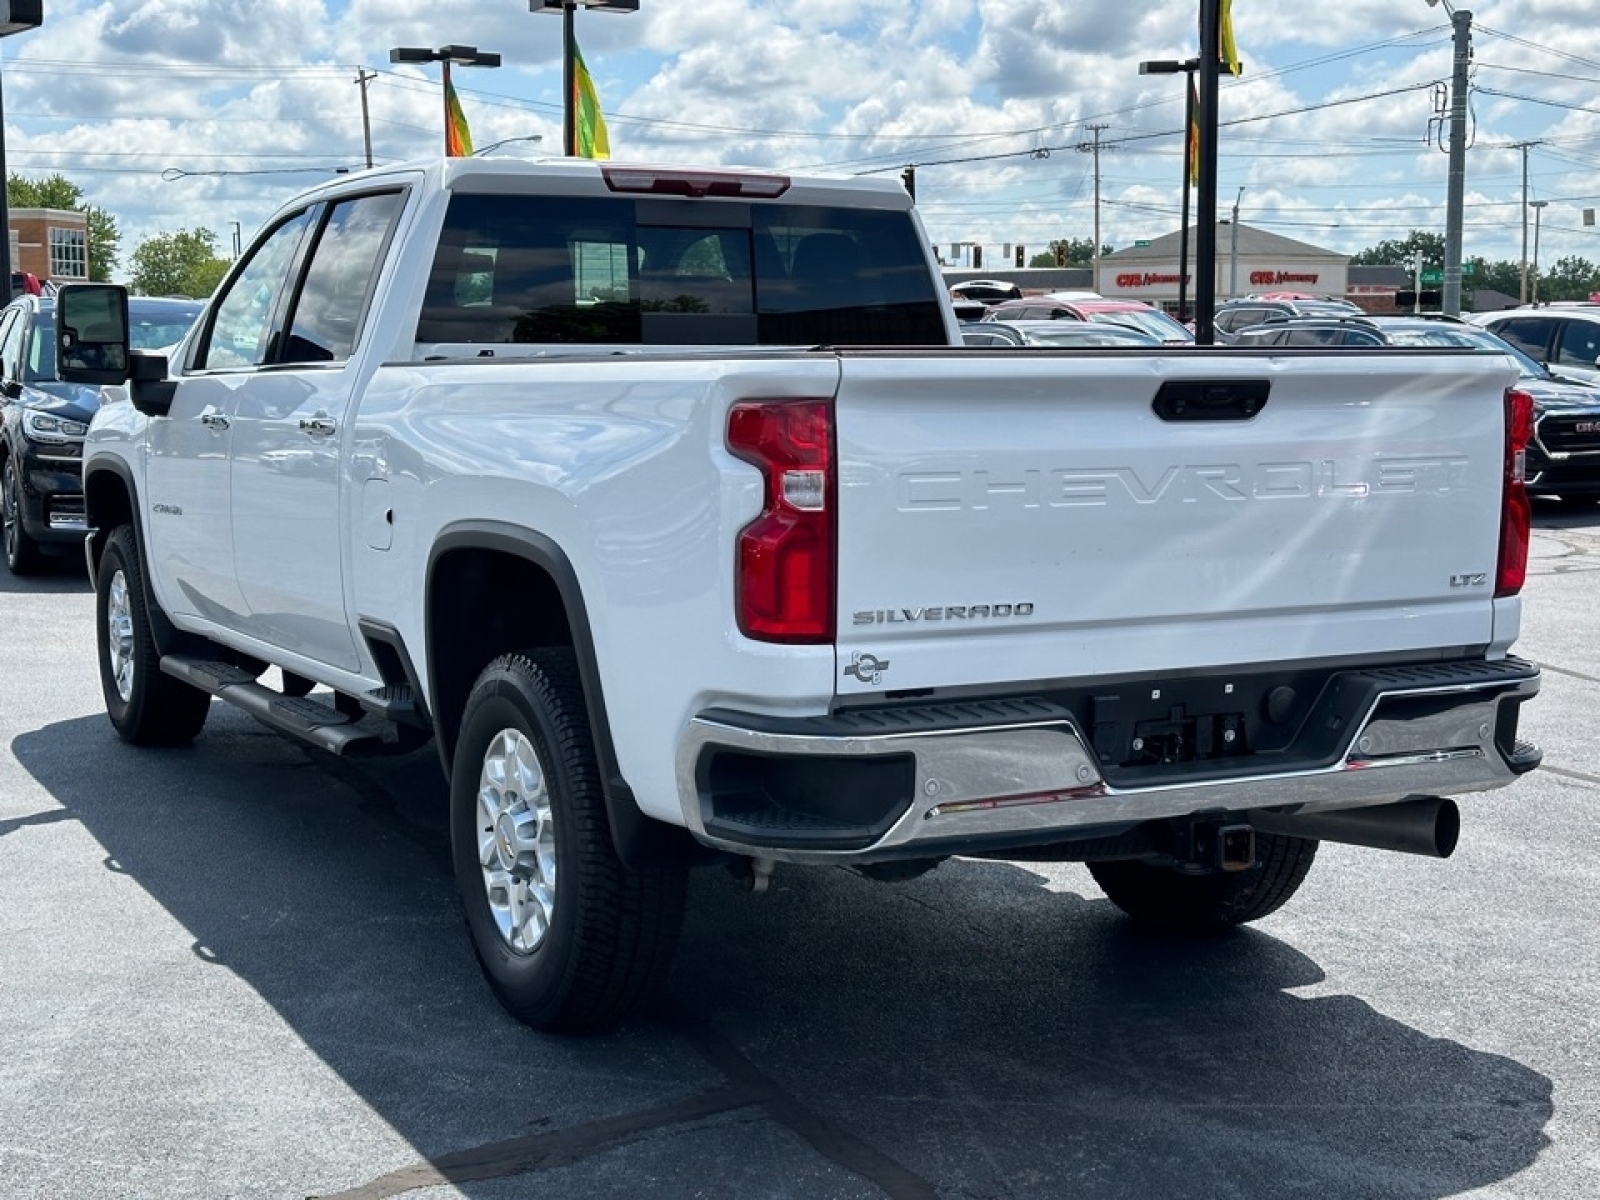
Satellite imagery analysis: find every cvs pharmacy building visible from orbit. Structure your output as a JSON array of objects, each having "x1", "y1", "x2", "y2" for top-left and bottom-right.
[{"x1": 1098, "y1": 222, "x2": 1350, "y2": 311}]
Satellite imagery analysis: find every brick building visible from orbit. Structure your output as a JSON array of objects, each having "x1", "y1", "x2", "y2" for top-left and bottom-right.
[{"x1": 8, "y1": 207, "x2": 90, "y2": 283}]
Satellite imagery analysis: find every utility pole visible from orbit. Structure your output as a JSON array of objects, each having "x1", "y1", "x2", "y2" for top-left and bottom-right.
[
  {"x1": 1512, "y1": 139, "x2": 1540, "y2": 303},
  {"x1": 355, "y1": 68, "x2": 377, "y2": 170},
  {"x1": 1229, "y1": 187, "x2": 1244, "y2": 300},
  {"x1": 1441, "y1": 8, "x2": 1471, "y2": 316},
  {"x1": 1077, "y1": 124, "x2": 1111, "y2": 292}
]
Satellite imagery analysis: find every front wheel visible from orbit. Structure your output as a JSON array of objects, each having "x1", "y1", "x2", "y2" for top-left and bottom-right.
[
  {"x1": 96, "y1": 525, "x2": 211, "y2": 745},
  {"x1": 1088, "y1": 831, "x2": 1318, "y2": 933},
  {"x1": 450, "y1": 648, "x2": 687, "y2": 1031},
  {"x1": 3, "y1": 457, "x2": 44, "y2": 575}
]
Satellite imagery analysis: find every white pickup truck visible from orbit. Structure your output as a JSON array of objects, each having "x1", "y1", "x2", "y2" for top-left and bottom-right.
[{"x1": 56, "y1": 157, "x2": 1540, "y2": 1031}]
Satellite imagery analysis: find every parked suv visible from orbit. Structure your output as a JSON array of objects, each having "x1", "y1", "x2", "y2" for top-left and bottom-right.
[
  {"x1": 949, "y1": 278, "x2": 1023, "y2": 305},
  {"x1": 1474, "y1": 305, "x2": 1600, "y2": 385},
  {"x1": 0, "y1": 293, "x2": 202, "y2": 572},
  {"x1": 987, "y1": 295, "x2": 1192, "y2": 343},
  {"x1": 1372, "y1": 315, "x2": 1600, "y2": 505},
  {"x1": 1229, "y1": 316, "x2": 1386, "y2": 347},
  {"x1": 1213, "y1": 297, "x2": 1364, "y2": 343}
]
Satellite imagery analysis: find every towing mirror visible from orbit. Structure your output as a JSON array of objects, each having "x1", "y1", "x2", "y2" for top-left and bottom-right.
[{"x1": 56, "y1": 283, "x2": 131, "y2": 386}]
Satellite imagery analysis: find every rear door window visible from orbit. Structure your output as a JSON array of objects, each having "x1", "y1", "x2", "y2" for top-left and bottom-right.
[
  {"x1": 1554, "y1": 319, "x2": 1600, "y2": 372},
  {"x1": 416, "y1": 193, "x2": 946, "y2": 347}
]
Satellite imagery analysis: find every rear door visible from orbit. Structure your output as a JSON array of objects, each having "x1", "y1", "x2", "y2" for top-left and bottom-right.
[{"x1": 831, "y1": 350, "x2": 1517, "y2": 697}]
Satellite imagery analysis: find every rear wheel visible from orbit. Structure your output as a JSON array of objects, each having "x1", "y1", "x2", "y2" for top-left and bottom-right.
[
  {"x1": 3, "y1": 457, "x2": 44, "y2": 575},
  {"x1": 96, "y1": 525, "x2": 210, "y2": 745},
  {"x1": 450, "y1": 648, "x2": 687, "y2": 1030},
  {"x1": 1088, "y1": 832, "x2": 1318, "y2": 933}
]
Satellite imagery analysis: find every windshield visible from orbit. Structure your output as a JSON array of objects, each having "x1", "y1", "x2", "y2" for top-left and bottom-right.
[
  {"x1": 1088, "y1": 308, "x2": 1193, "y2": 342},
  {"x1": 1026, "y1": 326, "x2": 1156, "y2": 347},
  {"x1": 25, "y1": 306, "x2": 202, "y2": 383},
  {"x1": 1383, "y1": 325, "x2": 1546, "y2": 379}
]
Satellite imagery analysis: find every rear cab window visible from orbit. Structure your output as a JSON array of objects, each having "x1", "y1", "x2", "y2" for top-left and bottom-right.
[{"x1": 416, "y1": 193, "x2": 947, "y2": 347}]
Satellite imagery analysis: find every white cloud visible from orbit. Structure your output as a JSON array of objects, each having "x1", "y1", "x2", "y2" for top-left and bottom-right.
[{"x1": 3, "y1": 0, "x2": 1595, "y2": 281}]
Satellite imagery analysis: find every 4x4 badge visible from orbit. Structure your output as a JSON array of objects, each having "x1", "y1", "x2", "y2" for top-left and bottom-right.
[{"x1": 844, "y1": 652, "x2": 890, "y2": 685}]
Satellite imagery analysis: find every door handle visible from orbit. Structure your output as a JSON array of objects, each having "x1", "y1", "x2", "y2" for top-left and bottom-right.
[
  {"x1": 199, "y1": 411, "x2": 230, "y2": 431},
  {"x1": 299, "y1": 416, "x2": 337, "y2": 436}
]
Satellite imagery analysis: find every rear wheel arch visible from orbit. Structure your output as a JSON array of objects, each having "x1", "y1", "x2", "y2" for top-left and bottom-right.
[{"x1": 426, "y1": 522, "x2": 700, "y2": 871}]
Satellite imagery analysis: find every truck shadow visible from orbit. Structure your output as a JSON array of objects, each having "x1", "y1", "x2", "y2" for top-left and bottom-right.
[{"x1": 13, "y1": 711, "x2": 1551, "y2": 1200}]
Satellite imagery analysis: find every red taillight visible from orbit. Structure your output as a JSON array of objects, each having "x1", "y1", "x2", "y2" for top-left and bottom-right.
[
  {"x1": 1496, "y1": 387, "x2": 1535, "y2": 597},
  {"x1": 727, "y1": 399, "x2": 835, "y2": 643}
]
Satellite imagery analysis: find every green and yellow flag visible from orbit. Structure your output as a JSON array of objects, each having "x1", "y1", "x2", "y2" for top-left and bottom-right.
[
  {"x1": 1220, "y1": 0, "x2": 1243, "y2": 76},
  {"x1": 445, "y1": 74, "x2": 473, "y2": 157},
  {"x1": 572, "y1": 39, "x2": 610, "y2": 160}
]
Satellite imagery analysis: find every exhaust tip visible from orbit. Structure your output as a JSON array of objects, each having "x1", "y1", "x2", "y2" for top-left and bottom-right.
[{"x1": 1434, "y1": 798, "x2": 1461, "y2": 859}]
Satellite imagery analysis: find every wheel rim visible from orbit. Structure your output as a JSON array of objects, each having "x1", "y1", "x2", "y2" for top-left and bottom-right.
[
  {"x1": 105, "y1": 567, "x2": 137, "y2": 703},
  {"x1": 475, "y1": 727, "x2": 557, "y2": 953}
]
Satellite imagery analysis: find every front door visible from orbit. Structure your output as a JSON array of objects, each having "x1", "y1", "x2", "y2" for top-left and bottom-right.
[{"x1": 146, "y1": 208, "x2": 316, "y2": 625}]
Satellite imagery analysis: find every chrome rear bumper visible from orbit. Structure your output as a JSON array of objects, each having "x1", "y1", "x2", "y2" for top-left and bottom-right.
[{"x1": 675, "y1": 658, "x2": 1540, "y2": 863}]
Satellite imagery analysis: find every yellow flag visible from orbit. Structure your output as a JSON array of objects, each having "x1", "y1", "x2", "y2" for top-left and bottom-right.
[{"x1": 1220, "y1": 0, "x2": 1243, "y2": 76}]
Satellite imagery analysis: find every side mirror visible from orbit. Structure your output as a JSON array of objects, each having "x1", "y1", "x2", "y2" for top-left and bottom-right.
[{"x1": 55, "y1": 283, "x2": 131, "y2": 386}]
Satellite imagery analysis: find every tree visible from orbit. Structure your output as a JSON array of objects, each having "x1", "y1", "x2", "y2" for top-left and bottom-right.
[
  {"x1": 1350, "y1": 231, "x2": 1446, "y2": 267},
  {"x1": 1030, "y1": 237, "x2": 1107, "y2": 268},
  {"x1": 7, "y1": 172, "x2": 121, "y2": 281},
  {"x1": 1537, "y1": 256, "x2": 1600, "y2": 302},
  {"x1": 128, "y1": 228, "x2": 231, "y2": 298}
]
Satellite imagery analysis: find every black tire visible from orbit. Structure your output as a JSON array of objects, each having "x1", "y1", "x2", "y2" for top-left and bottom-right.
[
  {"x1": 96, "y1": 525, "x2": 211, "y2": 746},
  {"x1": 450, "y1": 648, "x2": 687, "y2": 1031},
  {"x1": 3, "y1": 456, "x2": 45, "y2": 575},
  {"x1": 1088, "y1": 831, "x2": 1318, "y2": 933}
]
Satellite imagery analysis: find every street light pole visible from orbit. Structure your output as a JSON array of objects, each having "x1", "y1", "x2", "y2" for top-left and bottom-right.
[
  {"x1": 0, "y1": 2, "x2": 43, "y2": 304},
  {"x1": 532, "y1": 1, "x2": 639, "y2": 157},
  {"x1": 1194, "y1": 0, "x2": 1222, "y2": 342},
  {"x1": 1529, "y1": 200, "x2": 1548, "y2": 304},
  {"x1": 389, "y1": 44, "x2": 502, "y2": 156},
  {"x1": 1139, "y1": 58, "x2": 1199, "y2": 321}
]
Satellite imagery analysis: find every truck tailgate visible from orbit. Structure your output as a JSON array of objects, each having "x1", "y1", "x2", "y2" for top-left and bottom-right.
[{"x1": 833, "y1": 350, "x2": 1520, "y2": 696}]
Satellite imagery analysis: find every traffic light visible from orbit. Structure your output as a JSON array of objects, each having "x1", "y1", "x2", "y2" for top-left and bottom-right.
[
  {"x1": 972, "y1": 245, "x2": 982, "y2": 269},
  {"x1": 1015, "y1": 245, "x2": 1025, "y2": 268},
  {"x1": 1055, "y1": 244, "x2": 1066, "y2": 267},
  {"x1": 1395, "y1": 290, "x2": 1442, "y2": 308}
]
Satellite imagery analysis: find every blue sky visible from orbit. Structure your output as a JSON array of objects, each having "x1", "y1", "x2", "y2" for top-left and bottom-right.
[{"x1": 4, "y1": 0, "x2": 1598, "y2": 278}]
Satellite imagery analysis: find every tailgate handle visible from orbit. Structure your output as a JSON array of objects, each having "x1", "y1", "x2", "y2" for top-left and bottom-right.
[{"x1": 1152, "y1": 379, "x2": 1270, "y2": 422}]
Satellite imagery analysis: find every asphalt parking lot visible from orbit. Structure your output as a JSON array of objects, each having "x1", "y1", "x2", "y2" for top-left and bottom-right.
[{"x1": 2, "y1": 506, "x2": 1597, "y2": 1200}]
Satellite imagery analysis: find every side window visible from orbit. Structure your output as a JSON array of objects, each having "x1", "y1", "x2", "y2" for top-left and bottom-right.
[
  {"x1": 198, "y1": 209, "x2": 315, "y2": 370},
  {"x1": 1341, "y1": 330, "x2": 1382, "y2": 346},
  {"x1": 281, "y1": 192, "x2": 404, "y2": 364},
  {"x1": 1492, "y1": 317, "x2": 1555, "y2": 363},
  {"x1": 0, "y1": 310, "x2": 21, "y2": 382},
  {"x1": 1554, "y1": 320, "x2": 1600, "y2": 371}
]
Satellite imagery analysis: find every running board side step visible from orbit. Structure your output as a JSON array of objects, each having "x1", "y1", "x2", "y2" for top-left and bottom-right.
[{"x1": 160, "y1": 656, "x2": 385, "y2": 756}]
